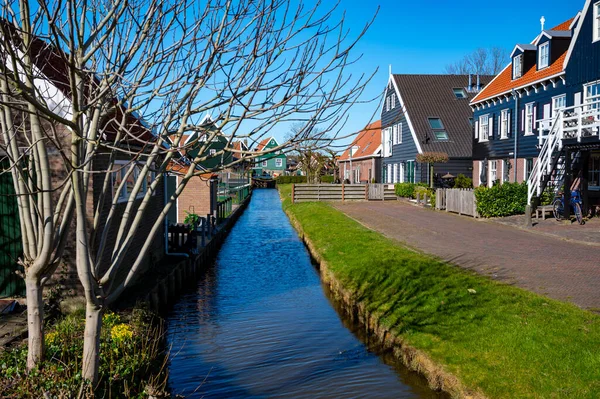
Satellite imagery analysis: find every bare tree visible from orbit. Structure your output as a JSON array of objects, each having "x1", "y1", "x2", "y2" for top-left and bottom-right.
[
  {"x1": 286, "y1": 123, "x2": 335, "y2": 183},
  {"x1": 1, "y1": 0, "x2": 376, "y2": 384},
  {"x1": 445, "y1": 47, "x2": 509, "y2": 76}
]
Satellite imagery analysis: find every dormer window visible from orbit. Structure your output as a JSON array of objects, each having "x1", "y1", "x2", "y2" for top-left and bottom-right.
[
  {"x1": 538, "y1": 42, "x2": 549, "y2": 69},
  {"x1": 453, "y1": 88, "x2": 467, "y2": 99},
  {"x1": 594, "y1": 2, "x2": 600, "y2": 42},
  {"x1": 513, "y1": 55, "x2": 523, "y2": 79}
]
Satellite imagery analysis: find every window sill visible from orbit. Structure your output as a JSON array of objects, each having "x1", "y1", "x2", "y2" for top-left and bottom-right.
[
  {"x1": 500, "y1": 136, "x2": 509, "y2": 140},
  {"x1": 478, "y1": 139, "x2": 489, "y2": 143},
  {"x1": 524, "y1": 132, "x2": 535, "y2": 136}
]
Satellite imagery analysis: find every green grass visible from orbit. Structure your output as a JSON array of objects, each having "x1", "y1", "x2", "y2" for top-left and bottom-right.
[{"x1": 279, "y1": 184, "x2": 600, "y2": 398}]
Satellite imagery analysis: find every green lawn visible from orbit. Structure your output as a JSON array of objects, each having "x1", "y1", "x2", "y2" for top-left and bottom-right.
[{"x1": 279, "y1": 184, "x2": 600, "y2": 398}]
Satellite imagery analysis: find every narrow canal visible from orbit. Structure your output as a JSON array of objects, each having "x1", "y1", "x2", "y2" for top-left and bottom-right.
[{"x1": 166, "y1": 189, "x2": 444, "y2": 398}]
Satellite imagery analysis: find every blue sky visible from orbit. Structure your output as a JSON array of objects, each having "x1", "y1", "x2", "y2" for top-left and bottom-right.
[{"x1": 270, "y1": 0, "x2": 584, "y2": 151}]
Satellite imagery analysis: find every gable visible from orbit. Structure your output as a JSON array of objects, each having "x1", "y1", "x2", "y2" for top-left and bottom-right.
[{"x1": 564, "y1": 0, "x2": 600, "y2": 86}]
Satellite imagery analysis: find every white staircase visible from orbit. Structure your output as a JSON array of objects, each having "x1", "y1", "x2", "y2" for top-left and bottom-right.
[{"x1": 527, "y1": 100, "x2": 600, "y2": 205}]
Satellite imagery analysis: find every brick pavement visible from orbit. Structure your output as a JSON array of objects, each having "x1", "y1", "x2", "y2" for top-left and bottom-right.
[{"x1": 333, "y1": 201, "x2": 600, "y2": 310}]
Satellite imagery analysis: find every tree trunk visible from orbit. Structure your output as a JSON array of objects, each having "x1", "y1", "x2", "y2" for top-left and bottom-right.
[
  {"x1": 82, "y1": 303, "x2": 103, "y2": 385},
  {"x1": 25, "y1": 276, "x2": 44, "y2": 370}
]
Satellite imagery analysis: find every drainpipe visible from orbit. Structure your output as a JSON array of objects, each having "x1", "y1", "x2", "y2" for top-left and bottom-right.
[
  {"x1": 512, "y1": 89, "x2": 519, "y2": 182},
  {"x1": 164, "y1": 172, "x2": 189, "y2": 258}
]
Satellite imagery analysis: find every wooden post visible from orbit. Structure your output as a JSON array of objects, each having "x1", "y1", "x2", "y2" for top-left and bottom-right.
[
  {"x1": 365, "y1": 184, "x2": 368, "y2": 200},
  {"x1": 564, "y1": 149, "x2": 572, "y2": 221},
  {"x1": 416, "y1": 192, "x2": 421, "y2": 204},
  {"x1": 342, "y1": 184, "x2": 345, "y2": 202},
  {"x1": 292, "y1": 184, "x2": 295, "y2": 204}
]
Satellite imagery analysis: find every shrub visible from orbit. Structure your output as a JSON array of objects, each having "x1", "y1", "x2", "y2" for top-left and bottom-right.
[
  {"x1": 454, "y1": 174, "x2": 473, "y2": 189},
  {"x1": 413, "y1": 185, "x2": 433, "y2": 200},
  {"x1": 320, "y1": 175, "x2": 334, "y2": 183},
  {"x1": 276, "y1": 175, "x2": 307, "y2": 184},
  {"x1": 0, "y1": 308, "x2": 166, "y2": 398},
  {"x1": 395, "y1": 182, "x2": 428, "y2": 198},
  {"x1": 430, "y1": 191, "x2": 436, "y2": 208},
  {"x1": 475, "y1": 182, "x2": 528, "y2": 218},
  {"x1": 395, "y1": 182, "x2": 415, "y2": 198}
]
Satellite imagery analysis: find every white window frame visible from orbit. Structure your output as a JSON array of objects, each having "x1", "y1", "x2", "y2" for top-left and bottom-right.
[
  {"x1": 397, "y1": 123, "x2": 402, "y2": 144},
  {"x1": 387, "y1": 164, "x2": 392, "y2": 183},
  {"x1": 538, "y1": 42, "x2": 549, "y2": 69},
  {"x1": 525, "y1": 103, "x2": 535, "y2": 136},
  {"x1": 391, "y1": 95, "x2": 396, "y2": 109},
  {"x1": 503, "y1": 159, "x2": 510, "y2": 183},
  {"x1": 112, "y1": 160, "x2": 155, "y2": 204},
  {"x1": 513, "y1": 55, "x2": 523, "y2": 79},
  {"x1": 354, "y1": 167, "x2": 360, "y2": 183},
  {"x1": 387, "y1": 127, "x2": 393, "y2": 156},
  {"x1": 479, "y1": 114, "x2": 489, "y2": 142},
  {"x1": 392, "y1": 124, "x2": 399, "y2": 145},
  {"x1": 489, "y1": 160, "x2": 498, "y2": 187},
  {"x1": 584, "y1": 81, "x2": 600, "y2": 111},
  {"x1": 393, "y1": 163, "x2": 398, "y2": 183},
  {"x1": 261, "y1": 160, "x2": 268, "y2": 167},
  {"x1": 552, "y1": 95, "x2": 566, "y2": 119},
  {"x1": 209, "y1": 148, "x2": 217, "y2": 156},
  {"x1": 399, "y1": 163, "x2": 405, "y2": 183},
  {"x1": 594, "y1": 2, "x2": 600, "y2": 42},
  {"x1": 275, "y1": 158, "x2": 283, "y2": 168},
  {"x1": 524, "y1": 158, "x2": 534, "y2": 181},
  {"x1": 386, "y1": 96, "x2": 390, "y2": 112},
  {"x1": 500, "y1": 109, "x2": 509, "y2": 139}
]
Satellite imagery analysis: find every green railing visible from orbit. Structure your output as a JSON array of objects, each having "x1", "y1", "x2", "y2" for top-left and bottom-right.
[{"x1": 217, "y1": 197, "x2": 233, "y2": 223}]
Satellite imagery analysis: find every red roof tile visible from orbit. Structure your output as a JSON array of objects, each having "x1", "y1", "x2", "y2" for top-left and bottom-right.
[
  {"x1": 471, "y1": 18, "x2": 574, "y2": 104},
  {"x1": 339, "y1": 120, "x2": 382, "y2": 161}
]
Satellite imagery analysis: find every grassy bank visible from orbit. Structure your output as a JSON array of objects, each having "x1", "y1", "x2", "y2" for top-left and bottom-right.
[
  {"x1": 279, "y1": 184, "x2": 600, "y2": 398},
  {"x1": 0, "y1": 306, "x2": 167, "y2": 398}
]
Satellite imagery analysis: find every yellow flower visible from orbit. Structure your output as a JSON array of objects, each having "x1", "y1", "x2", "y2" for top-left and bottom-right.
[
  {"x1": 110, "y1": 323, "x2": 133, "y2": 342},
  {"x1": 45, "y1": 331, "x2": 58, "y2": 345}
]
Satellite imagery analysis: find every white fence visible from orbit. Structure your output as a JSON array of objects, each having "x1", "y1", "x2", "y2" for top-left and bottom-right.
[{"x1": 436, "y1": 188, "x2": 479, "y2": 218}]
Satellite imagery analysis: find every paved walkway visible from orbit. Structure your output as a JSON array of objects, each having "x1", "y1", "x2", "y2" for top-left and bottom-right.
[{"x1": 334, "y1": 201, "x2": 600, "y2": 310}]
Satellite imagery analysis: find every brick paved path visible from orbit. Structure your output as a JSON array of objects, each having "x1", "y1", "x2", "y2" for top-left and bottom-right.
[{"x1": 334, "y1": 201, "x2": 600, "y2": 310}]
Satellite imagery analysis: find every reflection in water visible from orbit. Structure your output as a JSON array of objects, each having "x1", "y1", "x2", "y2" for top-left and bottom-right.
[{"x1": 166, "y1": 189, "x2": 446, "y2": 399}]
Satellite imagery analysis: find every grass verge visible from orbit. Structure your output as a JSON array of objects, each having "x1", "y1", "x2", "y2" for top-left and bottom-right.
[{"x1": 279, "y1": 184, "x2": 600, "y2": 398}]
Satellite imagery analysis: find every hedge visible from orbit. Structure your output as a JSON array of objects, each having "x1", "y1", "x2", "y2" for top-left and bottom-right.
[
  {"x1": 320, "y1": 175, "x2": 335, "y2": 183},
  {"x1": 276, "y1": 175, "x2": 307, "y2": 184},
  {"x1": 395, "y1": 182, "x2": 429, "y2": 198},
  {"x1": 474, "y1": 182, "x2": 527, "y2": 218}
]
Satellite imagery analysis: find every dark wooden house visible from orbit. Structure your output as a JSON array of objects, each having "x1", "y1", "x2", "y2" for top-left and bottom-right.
[{"x1": 381, "y1": 74, "x2": 491, "y2": 185}]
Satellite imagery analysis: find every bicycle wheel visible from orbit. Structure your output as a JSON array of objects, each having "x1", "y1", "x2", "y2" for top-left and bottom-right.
[
  {"x1": 552, "y1": 199, "x2": 563, "y2": 221},
  {"x1": 574, "y1": 203, "x2": 585, "y2": 225}
]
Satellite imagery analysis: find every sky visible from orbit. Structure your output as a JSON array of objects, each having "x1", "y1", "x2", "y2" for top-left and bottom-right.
[{"x1": 268, "y1": 0, "x2": 584, "y2": 152}]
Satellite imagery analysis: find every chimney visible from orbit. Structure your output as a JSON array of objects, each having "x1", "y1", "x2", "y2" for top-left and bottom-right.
[
  {"x1": 476, "y1": 74, "x2": 481, "y2": 91},
  {"x1": 468, "y1": 74, "x2": 473, "y2": 92}
]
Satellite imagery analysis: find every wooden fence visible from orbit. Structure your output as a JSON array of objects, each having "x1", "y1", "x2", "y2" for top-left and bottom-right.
[
  {"x1": 292, "y1": 184, "x2": 396, "y2": 203},
  {"x1": 435, "y1": 188, "x2": 479, "y2": 218}
]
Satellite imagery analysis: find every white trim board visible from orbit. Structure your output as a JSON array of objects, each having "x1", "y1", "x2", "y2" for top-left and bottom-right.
[{"x1": 389, "y1": 74, "x2": 424, "y2": 154}]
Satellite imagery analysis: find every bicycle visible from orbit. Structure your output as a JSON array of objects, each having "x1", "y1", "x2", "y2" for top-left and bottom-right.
[{"x1": 552, "y1": 190, "x2": 585, "y2": 225}]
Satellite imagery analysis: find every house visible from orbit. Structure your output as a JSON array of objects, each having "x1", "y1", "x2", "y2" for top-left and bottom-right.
[
  {"x1": 471, "y1": 1, "x2": 600, "y2": 215},
  {"x1": 381, "y1": 74, "x2": 491, "y2": 185},
  {"x1": 165, "y1": 163, "x2": 218, "y2": 224},
  {"x1": 338, "y1": 120, "x2": 382, "y2": 183},
  {"x1": 252, "y1": 137, "x2": 287, "y2": 177},
  {"x1": 470, "y1": 17, "x2": 575, "y2": 188},
  {"x1": 0, "y1": 30, "x2": 166, "y2": 294}
]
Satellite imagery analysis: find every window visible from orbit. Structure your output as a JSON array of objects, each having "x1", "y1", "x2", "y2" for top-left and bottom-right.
[
  {"x1": 552, "y1": 95, "x2": 566, "y2": 119},
  {"x1": 525, "y1": 158, "x2": 534, "y2": 181},
  {"x1": 434, "y1": 131, "x2": 449, "y2": 140},
  {"x1": 479, "y1": 114, "x2": 489, "y2": 141},
  {"x1": 387, "y1": 164, "x2": 392, "y2": 183},
  {"x1": 503, "y1": 159, "x2": 510, "y2": 182},
  {"x1": 387, "y1": 127, "x2": 393, "y2": 156},
  {"x1": 500, "y1": 109, "x2": 509, "y2": 139},
  {"x1": 112, "y1": 161, "x2": 155, "y2": 203},
  {"x1": 262, "y1": 160, "x2": 267, "y2": 167},
  {"x1": 391, "y1": 95, "x2": 396, "y2": 109},
  {"x1": 453, "y1": 88, "x2": 467, "y2": 99},
  {"x1": 489, "y1": 160, "x2": 498, "y2": 186},
  {"x1": 392, "y1": 123, "x2": 402, "y2": 144},
  {"x1": 393, "y1": 163, "x2": 398, "y2": 183},
  {"x1": 595, "y1": 2, "x2": 600, "y2": 42},
  {"x1": 538, "y1": 42, "x2": 549, "y2": 69},
  {"x1": 209, "y1": 149, "x2": 216, "y2": 156},
  {"x1": 428, "y1": 118, "x2": 444, "y2": 129},
  {"x1": 513, "y1": 54, "x2": 523, "y2": 79},
  {"x1": 525, "y1": 103, "x2": 535, "y2": 135},
  {"x1": 399, "y1": 163, "x2": 404, "y2": 183},
  {"x1": 386, "y1": 96, "x2": 390, "y2": 111},
  {"x1": 354, "y1": 167, "x2": 360, "y2": 184},
  {"x1": 275, "y1": 158, "x2": 283, "y2": 168},
  {"x1": 584, "y1": 81, "x2": 600, "y2": 111}
]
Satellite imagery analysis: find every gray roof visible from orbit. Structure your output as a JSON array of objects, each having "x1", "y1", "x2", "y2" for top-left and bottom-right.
[
  {"x1": 393, "y1": 74, "x2": 493, "y2": 158},
  {"x1": 544, "y1": 30, "x2": 572, "y2": 38}
]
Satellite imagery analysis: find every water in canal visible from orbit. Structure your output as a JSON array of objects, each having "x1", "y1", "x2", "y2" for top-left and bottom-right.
[{"x1": 166, "y1": 189, "x2": 445, "y2": 398}]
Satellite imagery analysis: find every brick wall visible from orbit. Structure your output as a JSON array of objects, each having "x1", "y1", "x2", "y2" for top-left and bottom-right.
[
  {"x1": 176, "y1": 176, "x2": 216, "y2": 222},
  {"x1": 339, "y1": 158, "x2": 377, "y2": 183}
]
